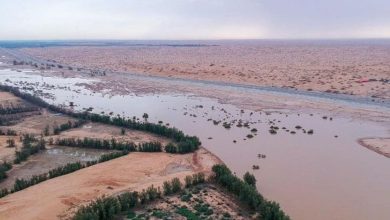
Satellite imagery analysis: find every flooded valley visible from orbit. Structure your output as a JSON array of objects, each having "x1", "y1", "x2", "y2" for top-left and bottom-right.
[{"x1": 0, "y1": 68, "x2": 389, "y2": 220}]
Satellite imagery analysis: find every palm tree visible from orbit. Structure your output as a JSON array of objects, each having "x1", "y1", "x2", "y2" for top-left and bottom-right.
[{"x1": 142, "y1": 113, "x2": 149, "y2": 122}]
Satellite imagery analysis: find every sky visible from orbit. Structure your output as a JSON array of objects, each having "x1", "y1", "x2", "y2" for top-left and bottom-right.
[{"x1": 0, "y1": 0, "x2": 389, "y2": 40}]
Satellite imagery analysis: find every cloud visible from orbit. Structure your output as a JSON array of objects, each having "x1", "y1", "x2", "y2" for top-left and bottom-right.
[{"x1": 0, "y1": 0, "x2": 389, "y2": 40}]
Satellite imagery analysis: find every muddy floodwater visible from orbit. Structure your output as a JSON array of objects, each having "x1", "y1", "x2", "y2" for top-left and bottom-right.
[{"x1": 1, "y1": 69, "x2": 390, "y2": 220}]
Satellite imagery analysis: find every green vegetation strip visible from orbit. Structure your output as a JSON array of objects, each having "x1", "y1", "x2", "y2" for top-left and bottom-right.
[
  {"x1": 52, "y1": 120, "x2": 86, "y2": 135},
  {"x1": 0, "y1": 162, "x2": 12, "y2": 182},
  {"x1": 55, "y1": 137, "x2": 163, "y2": 152},
  {"x1": 14, "y1": 134, "x2": 46, "y2": 164}
]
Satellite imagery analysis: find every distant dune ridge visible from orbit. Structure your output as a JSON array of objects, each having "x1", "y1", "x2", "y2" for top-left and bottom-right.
[{"x1": 20, "y1": 40, "x2": 390, "y2": 99}]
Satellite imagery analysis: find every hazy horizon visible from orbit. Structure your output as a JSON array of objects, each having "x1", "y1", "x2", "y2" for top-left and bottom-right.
[
  {"x1": 0, "y1": 0, "x2": 389, "y2": 40},
  {"x1": 1, "y1": 38, "x2": 390, "y2": 41}
]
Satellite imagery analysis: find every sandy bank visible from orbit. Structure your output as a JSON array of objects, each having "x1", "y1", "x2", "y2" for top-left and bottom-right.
[
  {"x1": 0, "y1": 148, "x2": 221, "y2": 220},
  {"x1": 358, "y1": 137, "x2": 390, "y2": 158}
]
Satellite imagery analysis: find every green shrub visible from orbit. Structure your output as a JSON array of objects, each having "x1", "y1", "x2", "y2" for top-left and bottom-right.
[
  {"x1": 176, "y1": 207, "x2": 199, "y2": 220},
  {"x1": 212, "y1": 164, "x2": 290, "y2": 220}
]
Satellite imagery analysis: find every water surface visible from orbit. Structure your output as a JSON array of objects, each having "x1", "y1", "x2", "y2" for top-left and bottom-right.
[{"x1": 0, "y1": 69, "x2": 389, "y2": 220}]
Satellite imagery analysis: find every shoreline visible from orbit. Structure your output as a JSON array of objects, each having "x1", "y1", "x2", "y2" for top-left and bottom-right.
[
  {"x1": 358, "y1": 137, "x2": 390, "y2": 158},
  {"x1": 90, "y1": 70, "x2": 390, "y2": 125},
  {"x1": 114, "y1": 69, "x2": 389, "y2": 108},
  {"x1": 1, "y1": 67, "x2": 389, "y2": 156}
]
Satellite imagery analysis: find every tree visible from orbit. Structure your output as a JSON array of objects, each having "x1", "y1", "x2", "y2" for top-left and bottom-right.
[
  {"x1": 44, "y1": 125, "x2": 50, "y2": 136},
  {"x1": 164, "y1": 142, "x2": 177, "y2": 153},
  {"x1": 142, "y1": 113, "x2": 149, "y2": 121},
  {"x1": 163, "y1": 181, "x2": 172, "y2": 195},
  {"x1": 211, "y1": 164, "x2": 290, "y2": 220},
  {"x1": 192, "y1": 173, "x2": 205, "y2": 184},
  {"x1": 243, "y1": 172, "x2": 256, "y2": 187},
  {"x1": 14, "y1": 134, "x2": 45, "y2": 164},
  {"x1": 117, "y1": 192, "x2": 138, "y2": 211},
  {"x1": 146, "y1": 185, "x2": 161, "y2": 201},
  {"x1": 171, "y1": 177, "x2": 182, "y2": 193},
  {"x1": 6, "y1": 138, "x2": 15, "y2": 148},
  {"x1": 0, "y1": 161, "x2": 12, "y2": 181},
  {"x1": 185, "y1": 175, "x2": 193, "y2": 188}
]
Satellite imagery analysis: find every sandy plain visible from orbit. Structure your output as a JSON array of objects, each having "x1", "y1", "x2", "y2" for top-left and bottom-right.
[
  {"x1": 21, "y1": 42, "x2": 390, "y2": 99},
  {"x1": 56, "y1": 122, "x2": 172, "y2": 146},
  {"x1": 0, "y1": 109, "x2": 75, "y2": 135},
  {"x1": 0, "y1": 136, "x2": 19, "y2": 162},
  {"x1": 0, "y1": 148, "x2": 220, "y2": 220},
  {"x1": 0, "y1": 91, "x2": 24, "y2": 106}
]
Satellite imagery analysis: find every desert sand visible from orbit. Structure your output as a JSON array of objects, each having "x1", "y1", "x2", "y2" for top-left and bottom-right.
[
  {"x1": 1, "y1": 109, "x2": 75, "y2": 135},
  {"x1": 56, "y1": 122, "x2": 172, "y2": 145},
  {"x1": 20, "y1": 42, "x2": 390, "y2": 99},
  {"x1": 0, "y1": 91, "x2": 23, "y2": 105},
  {"x1": 0, "y1": 148, "x2": 220, "y2": 220},
  {"x1": 0, "y1": 136, "x2": 19, "y2": 162}
]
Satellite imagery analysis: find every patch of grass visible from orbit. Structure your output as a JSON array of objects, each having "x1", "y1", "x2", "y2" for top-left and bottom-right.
[
  {"x1": 194, "y1": 203, "x2": 213, "y2": 216},
  {"x1": 126, "y1": 211, "x2": 136, "y2": 219},
  {"x1": 152, "y1": 209, "x2": 168, "y2": 218},
  {"x1": 176, "y1": 206, "x2": 200, "y2": 220},
  {"x1": 131, "y1": 213, "x2": 147, "y2": 220}
]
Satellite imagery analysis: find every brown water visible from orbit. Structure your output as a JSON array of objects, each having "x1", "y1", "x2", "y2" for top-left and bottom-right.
[{"x1": 0, "y1": 69, "x2": 389, "y2": 220}]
